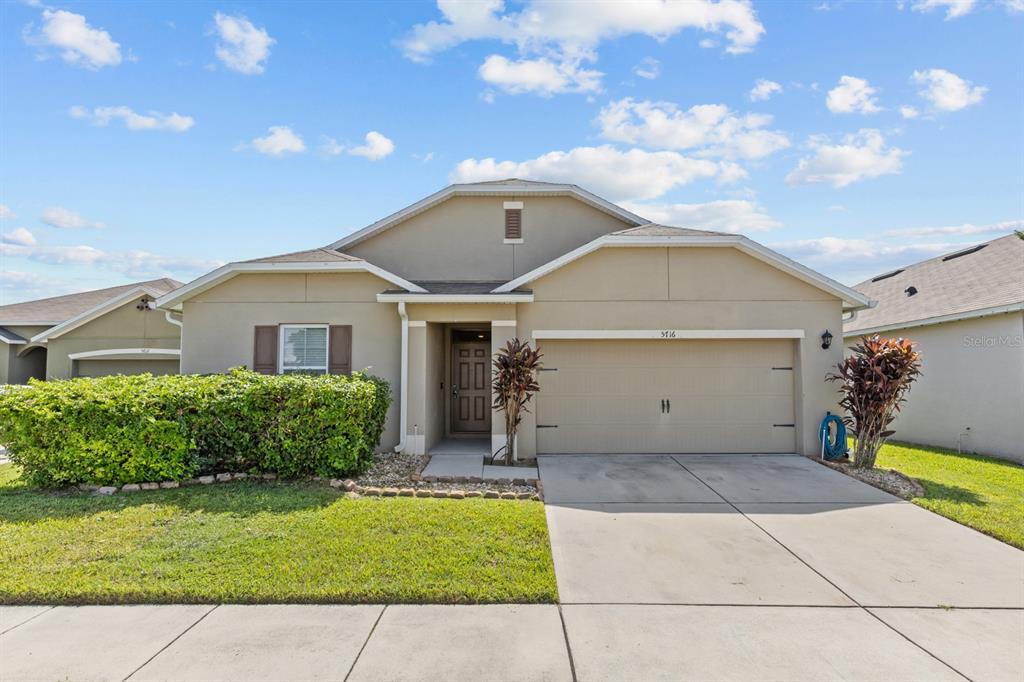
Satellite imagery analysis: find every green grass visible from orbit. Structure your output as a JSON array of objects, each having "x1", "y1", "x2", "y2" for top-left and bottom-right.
[
  {"x1": 0, "y1": 463, "x2": 557, "y2": 605},
  {"x1": 876, "y1": 441, "x2": 1024, "y2": 549}
]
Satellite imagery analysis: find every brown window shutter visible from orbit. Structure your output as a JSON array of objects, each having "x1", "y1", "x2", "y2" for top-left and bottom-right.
[
  {"x1": 505, "y1": 208, "x2": 522, "y2": 239},
  {"x1": 329, "y1": 325, "x2": 352, "y2": 375},
  {"x1": 253, "y1": 326, "x2": 278, "y2": 374}
]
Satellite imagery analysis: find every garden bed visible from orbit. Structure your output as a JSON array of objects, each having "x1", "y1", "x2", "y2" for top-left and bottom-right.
[{"x1": 818, "y1": 457, "x2": 925, "y2": 499}]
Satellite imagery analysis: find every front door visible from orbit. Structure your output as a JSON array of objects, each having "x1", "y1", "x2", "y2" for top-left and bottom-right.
[{"x1": 451, "y1": 342, "x2": 492, "y2": 433}]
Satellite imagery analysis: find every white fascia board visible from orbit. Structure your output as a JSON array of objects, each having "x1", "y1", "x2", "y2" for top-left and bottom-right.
[
  {"x1": 156, "y1": 261, "x2": 426, "y2": 311},
  {"x1": 493, "y1": 234, "x2": 873, "y2": 310},
  {"x1": 0, "y1": 320, "x2": 62, "y2": 327},
  {"x1": 0, "y1": 337, "x2": 26, "y2": 345},
  {"x1": 67, "y1": 347, "x2": 181, "y2": 360},
  {"x1": 329, "y1": 183, "x2": 648, "y2": 250},
  {"x1": 376, "y1": 293, "x2": 533, "y2": 304},
  {"x1": 532, "y1": 329, "x2": 806, "y2": 340},
  {"x1": 30, "y1": 286, "x2": 160, "y2": 343},
  {"x1": 843, "y1": 301, "x2": 1024, "y2": 338}
]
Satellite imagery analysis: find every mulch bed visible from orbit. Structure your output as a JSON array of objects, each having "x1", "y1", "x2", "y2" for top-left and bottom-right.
[
  {"x1": 355, "y1": 452, "x2": 537, "y2": 496},
  {"x1": 818, "y1": 457, "x2": 925, "y2": 500}
]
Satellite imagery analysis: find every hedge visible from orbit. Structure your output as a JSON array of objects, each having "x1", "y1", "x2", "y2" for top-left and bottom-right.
[{"x1": 0, "y1": 369, "x2": 391, "y2": 487}]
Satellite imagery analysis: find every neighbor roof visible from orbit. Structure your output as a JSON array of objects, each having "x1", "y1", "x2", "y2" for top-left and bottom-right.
[
  {"x1": 0, "y1": 278, "x2": 181, "y2": 325},
  {"x1": 328, "y1": 179, "x2": 649, "y2": 251},
  {"x1": 845, "y1": 233, "x2": 1024, "y2": 335}
]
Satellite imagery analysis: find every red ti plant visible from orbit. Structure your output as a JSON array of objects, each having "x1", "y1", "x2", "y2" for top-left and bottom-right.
[
  {"x1": 491, "y1": 338, "x2": 543, "y2": 465},
  {"x1": 828, "y1": 335, "x2": 922, "y2": 468}
]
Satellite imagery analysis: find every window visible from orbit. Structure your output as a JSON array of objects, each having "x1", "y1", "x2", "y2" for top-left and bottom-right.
[{"x1": 280, "y1": 325, "x2": 328, "y2": 374}]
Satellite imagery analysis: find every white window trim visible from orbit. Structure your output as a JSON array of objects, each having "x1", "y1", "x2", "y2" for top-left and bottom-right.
[{"x1": 279, "y1": 324, "x2": 329, "y2": 374}]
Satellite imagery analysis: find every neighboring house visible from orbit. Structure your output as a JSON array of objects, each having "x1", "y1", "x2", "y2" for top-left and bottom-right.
[
  {"x1": 157, "y1": 180, "x2": 871, "y2": 460},
  {"x1": 844, "y1": 234, "x2": 1024, "y2": 463},
  {"x1": 0, "y1": 278, "x2": 183, "y2": 382}
]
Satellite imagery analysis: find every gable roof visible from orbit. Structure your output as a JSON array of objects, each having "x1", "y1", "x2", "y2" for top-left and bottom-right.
[
  {"x1": 0, "y1": 326, "x2": 27, "y2": 345},
  {"x1": 845, "y1": 233, "x2": 1024, "y2": 335},
  {"x1": 30, "y1": 283, "x2": 177, "y2": 344},
  {"x1": 328, "y1": 179, "x2": 649, "y2": 251},
  {"x1": 0, "y1": 278, "x2": 181, "y2": 326},
  {"x1": 155, "y1": 247, "x2": 426, "y2": 311},
  {"x1": 493, "y1": 226, "x2": 873, "y2": 310}
]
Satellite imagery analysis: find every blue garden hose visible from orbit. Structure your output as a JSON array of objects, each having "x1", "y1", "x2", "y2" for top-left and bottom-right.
[{"x1": 819, "y1": 413, "x2": 848, "y2": 460}]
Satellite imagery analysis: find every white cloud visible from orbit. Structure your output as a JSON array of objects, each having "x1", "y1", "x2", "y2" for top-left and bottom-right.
[
  {"x1": 348, "y1": 131, "x2": 395, "y2": 160},
  {"x1": 450, "y1": 145, "x2": 726, "y2": 202},
  {"x1": 213, "y1": 13, "x2": 274, "y2": 75},
  {"x1": 239, "y1": 126, "x2": 306, "y2": 156},
  {"x1": 478, "y1": 55, "x2": 602, "y2": 95},
  {"x1": 770, "y1": 236, "x2": 963, "y2": 283},
  {"x1": 621, "y1": 199, "x2": 781, "y2": 232},
  {"x1": 748, "y1": 79, "x2": 782, "y2": 101},
  {"x1": 41, "y1": 207, "x2": 104, "y2": 229},
  {"x1": 0, "y1": 242, "x2": 222, "y2": 279},
  {"x1": 633, "y1": 57, "x2": 661, "y2": 80},
  {"x1": 2, "y1": 227, "x2": 37, "y2": 246},
  {"x1": 899, "y1": 105, "x2": 920, "y2": 119},
  {"x1": 912, "y1": 68, "x2": 986, "y2": 111},
  {"x1": 885, "y1": 219, "x2": 1023, "y2": 237},
  {"x1": 0, "y1": 205, "x2": 13, "y2": 220},
  {"x1": 25, "y1": 9, "x2": 121, "y2": 69},
  {"x1": 826, "y1": 75, "x2": 881, "y2": 114},
  {"x1": 596, "y1": 98, "x2": 790, "y2": 160},
  {"x1": 786, "y1": 129, "x2": 907, "y2": 188},
  {"x1": 320, "y1": 137, "x2": 346, "y2": 156},
  {"x1": 400, "y1": 0, "x2": 765, "y2": 61},
  {"x1": 911, "y1": 0, "x2": 977, "y2": 19},
  {"x1": 69, "y1": 105, "x2": 194, "y2": 132}
]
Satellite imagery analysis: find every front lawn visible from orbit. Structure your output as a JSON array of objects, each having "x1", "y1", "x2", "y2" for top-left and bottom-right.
[
  {"x1": 876, "y1": 442, "x2": 1024, "y2": 549},
  {"x1": 0, "y1": 464, "x2": 557, "y2": 605}
]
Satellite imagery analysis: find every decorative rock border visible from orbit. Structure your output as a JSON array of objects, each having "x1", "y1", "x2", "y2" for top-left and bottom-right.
[
  {"x1": 408, "y1": 454, "x2": 543, "y2": 493},
  {"x1": 78, "y1": 470, "x2": 542, "y2": 501}
]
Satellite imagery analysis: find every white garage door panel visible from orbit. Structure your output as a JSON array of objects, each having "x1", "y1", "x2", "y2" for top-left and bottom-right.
[{"x1": 536, "y1": 339, "x2": 795, "y2": 454}]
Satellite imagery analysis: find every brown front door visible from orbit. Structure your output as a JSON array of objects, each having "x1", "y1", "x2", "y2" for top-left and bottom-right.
[{"x1": 451, "y1": 342, "x2": 491, "y2": 433}]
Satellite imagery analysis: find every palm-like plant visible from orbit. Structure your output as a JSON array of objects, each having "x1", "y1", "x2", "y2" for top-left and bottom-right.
[
  {"x1": 491, "y1": 338, "x2": 543, "y2": 465},
  {"x1": 828, "y1": 335, "x2": 922, "y2": 468}
]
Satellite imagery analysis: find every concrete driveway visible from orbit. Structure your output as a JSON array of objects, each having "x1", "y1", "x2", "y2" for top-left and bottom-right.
[{"x1": 540, "y1": 453, "x2": 1024, "y2": 681}]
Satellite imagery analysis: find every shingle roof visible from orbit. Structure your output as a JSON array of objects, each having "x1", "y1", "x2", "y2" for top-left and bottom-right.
[
  {"x1": 243, "y1": 247, "x2": 362, "y2": 264},
  {"x1": 0, "y1": 278, "x2": 182, "y2": 325},
  {"x1": 458, "y1": 178, "x2": 568, "y2": 187},
  {"x1": 0, "y1": 326, "x2": 27, "y2": 344},
  {"x1": 845, "y1": 233, "x2": 1024, "y2": 334},
  {"x1": 380, "y1": 281, "x2": 531, "y2": 295},
  {"x1": 611, "y1": 224, "x2": 731, "y2": 237}
]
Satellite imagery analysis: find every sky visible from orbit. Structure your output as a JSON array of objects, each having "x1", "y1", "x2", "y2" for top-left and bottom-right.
[{"x1": 1, "y1": 0, "x2": 1022, "y2": 305}]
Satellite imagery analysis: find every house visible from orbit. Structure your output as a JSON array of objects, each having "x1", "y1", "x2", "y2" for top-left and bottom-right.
[
  {"x1": 0, "y1": 278, "x2": 183, "y2": 382},
  {"x1": 156, "y1": 180, "x2": 871, "y2": 460},
  {"x1": 844, "y1": 233, "x2": 1024, "y2": 463}
]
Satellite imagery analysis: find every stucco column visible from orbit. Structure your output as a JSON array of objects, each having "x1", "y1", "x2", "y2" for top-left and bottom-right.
[
  {"x1": 406, "y1": 321, "x2": 427, "y2": 455},
  {"x1": 490, "y1": 319, "x2": 518, "y2": 459}
]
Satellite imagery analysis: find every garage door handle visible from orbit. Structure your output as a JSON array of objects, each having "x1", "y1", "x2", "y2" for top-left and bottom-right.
[
  {"x1": 660, "y1": 399, "x2": 665, "y2": 413},
  {"x1": 666, "y1": 399, "x2": 670, "y2": 413}
]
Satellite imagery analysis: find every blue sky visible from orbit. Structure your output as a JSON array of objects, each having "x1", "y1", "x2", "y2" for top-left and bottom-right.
[{"x1": 2, "y1": 0, "x2": 1021, "y2": 304}]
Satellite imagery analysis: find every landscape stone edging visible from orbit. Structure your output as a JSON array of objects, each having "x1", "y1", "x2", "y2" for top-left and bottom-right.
[
  {"x1": 409, "y1": 454, "x2": 542, "y2": 495},
  {"x1": 80, "y1": 470, "x2": 542, "y2": 501}
]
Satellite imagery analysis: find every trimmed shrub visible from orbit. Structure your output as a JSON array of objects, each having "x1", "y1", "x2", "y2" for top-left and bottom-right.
[{"x1": 0, "y1": 369, "x2": 391, "y2": 487}]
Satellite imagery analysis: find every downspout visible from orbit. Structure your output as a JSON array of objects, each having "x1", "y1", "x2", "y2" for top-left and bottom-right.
[
  {"x1": 394, "y1": 301, "x2": 409, "y2": 453},
  {"x1": 164, "y1": 310, "x2": 184, "y2": 372},
  {"x1": 164, "y1": 310, "x2": 183, "y2": 328}
]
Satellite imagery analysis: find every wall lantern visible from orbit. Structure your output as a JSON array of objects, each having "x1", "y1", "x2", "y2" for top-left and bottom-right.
[{"x1": 821, "y1": 329, "x2": 833, "y2": 350}]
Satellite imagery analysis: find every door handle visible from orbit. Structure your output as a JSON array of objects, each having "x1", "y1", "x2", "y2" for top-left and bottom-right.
[{"x1": 452, "y1": 385, "x2": 459, "y2": 397}]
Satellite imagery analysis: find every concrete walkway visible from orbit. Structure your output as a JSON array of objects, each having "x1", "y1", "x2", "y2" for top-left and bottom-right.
[{"x1": 2, "y1": 454, "x2": 1021, "y2": 681}]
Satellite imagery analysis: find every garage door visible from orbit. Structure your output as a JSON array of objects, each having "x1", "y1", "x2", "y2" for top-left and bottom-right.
[
  {"x1": 75, "y1": 359, "x2": 180, "y2": 378},
  {"x1": 535, "y1": 339, "x2": 795, "y2": 454}
]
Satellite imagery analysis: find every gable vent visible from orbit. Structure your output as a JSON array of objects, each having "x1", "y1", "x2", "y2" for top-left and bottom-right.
[
  {"x1": 942, "y1": 244, "x2": 987, "y2": 261},
  {"x1": 505, "y1": 207, "x2": 522, "y2": 240},
  {"x1": 871, "y1": 269, "x2": 904, "y2": 282}
]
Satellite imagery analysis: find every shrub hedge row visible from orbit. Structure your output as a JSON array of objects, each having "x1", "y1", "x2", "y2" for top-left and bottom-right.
[{"x1": 0, "y1": 369, "x2": 391, "y2": 487}]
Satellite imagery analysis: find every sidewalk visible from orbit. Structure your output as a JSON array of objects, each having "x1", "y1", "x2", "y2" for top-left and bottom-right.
[{"x1": 4, "y1": 602, "x2": 1019, "y2": 681}]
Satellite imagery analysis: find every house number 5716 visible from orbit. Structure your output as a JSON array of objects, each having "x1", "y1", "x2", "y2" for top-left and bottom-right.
[{"x1": 660, "y1": 330, "x2": 677, "y2": 338}]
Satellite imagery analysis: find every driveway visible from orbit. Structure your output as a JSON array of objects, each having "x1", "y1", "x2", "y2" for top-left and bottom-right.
[{"x1": 540, "y1": 453, "x2": 1024, "y2": 681}]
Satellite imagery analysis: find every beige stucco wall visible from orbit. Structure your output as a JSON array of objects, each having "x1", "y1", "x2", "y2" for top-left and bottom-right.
[
  {"x1": 180, "y1": 272, "x2": 403, "y2": 449},
  {"x1": 514, "y1": 246, "x2": 845, "y2": 458},
  {"x1": 345, "y1": 196, "x2": 634, "y2": 281},
  {"x1": 846, "y1": 312, "x2": 1024, "y2": 463},
  {"x1": 44, "y1": 299, "x2": 181, "y2": 380},
  {"x1": 1, "y1": 325, "x2": 48, "y2": 384}
]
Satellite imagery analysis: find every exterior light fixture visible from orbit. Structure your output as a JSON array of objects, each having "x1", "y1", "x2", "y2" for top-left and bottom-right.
[{"x1": 821, "y1": 329, "x2": 833, "y2": 350}]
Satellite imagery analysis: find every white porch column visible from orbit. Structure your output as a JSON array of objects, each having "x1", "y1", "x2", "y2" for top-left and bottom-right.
[{"x1": 490, "y1": 320, "x2": 518, "y2": 459}]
